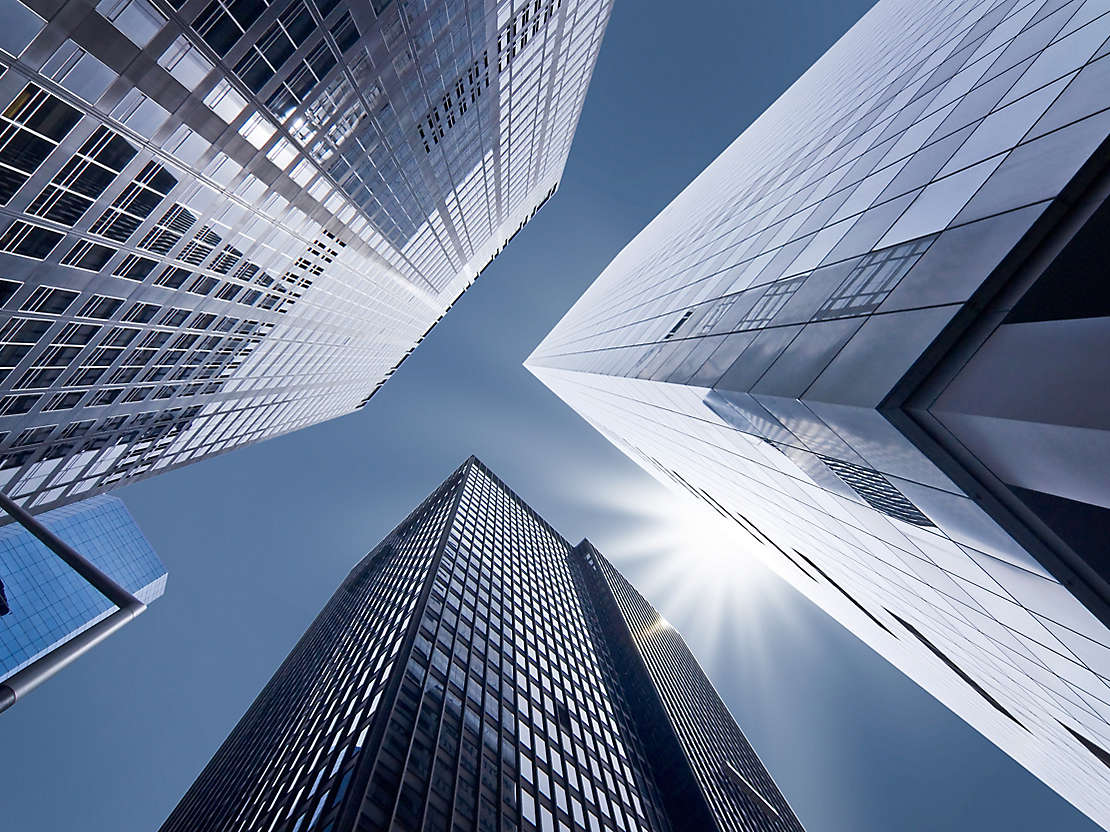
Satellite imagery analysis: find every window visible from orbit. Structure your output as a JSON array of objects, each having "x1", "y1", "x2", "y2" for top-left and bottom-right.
[
  {"x1": 203, "y1": 79, "x2": 247, "y2": 123},
  {"x1": 189, "y1": 275, "x2": 219, "y2": 295},
  {"x1": 192, "y1": 0, "x2": 263, "y2": 56},
  {"x1": 239, "y1": 113, "x2": 275, "y2": 148},
  {"x1": 20, "y1": 286, "x2": 78, "y2": 314},
  {"x1": 61, "y1": 240, "x2": 116, "y2": 271},
  {"x1": 0, "y1": 0, "x2": 46, "y2": 57},
  {"x1": 90, "y1": 389, "x2": 121, "y2": 406},
  {"x1": 815, "y1": 235, "x2": 935, "y2": 320},
  {"x1": 0, "y1": 393, "x2": 40, "y2": 416},
  {"x1": 113, "y1": 254, "x2": 158, "y2": 281},
  {"x1": 77, "y1": 295, "x2": 124, "y2": 319},
  {"x1": 91, "y1": 161, "x2": 178, "y2": 243},
  {"x1": 40, "y1": 40, "x2": 116, "y2": 105},
  {"x1": 818, "y1": 455, "x2": 934, "y2": 527},
  {"x1": 0, "y1": 279, "x2": 22, "y2": 306},
  {"x1": 0, "y1": 84, "x2": 82, "y2": 204},
  {"x1": 111, "y1": 90, "x2": 169, "y2": 138},
  {"x1": 123, "y1": 302, "x2": 160, "y2": 323},
  {"x1": 416, "y1": 53, "x2": 490, "y2": 151},
  {"x1": 179, "y1": 225, "x2": 221, "y2": 265},
  {"x1": 139, "y1": 204, "x2": 197, "y2": 255},
  {"x1": 233, "y1": 17, "x2": 297, "y2": 92},
  {"x1": 159, "y1": 308, "x2": 189, "y2": 326},
  {"x1": 0, "y1": 221, "x2": 62, "y2": 259},
  {"x1": 265, "y1": 41, "x2": 339, "y2": 118},
  {"x1": 662, "y1": 308, "x2": 693, "y2": 340},
  {"x1": 96, "y1": 0, "x2": 166, "y2": 47},
  {"x1": 159, "y1": 36, "x2": 213, "y2": 90},
  {"x1": 744, "y1": 275, "x2": 806, "y2": 328},
  {"x1": 44, "y1": 391, "x2": 83, "y2": 410},
  {"x1": 329, "y1": 12, "x2": 358, "y2": 52},
  {"x1": 27, "y1": 127, "x2": 135, "y2": 225},
  {"x1": 155, "y1": 266, "x2": 192, "y2": 288}
]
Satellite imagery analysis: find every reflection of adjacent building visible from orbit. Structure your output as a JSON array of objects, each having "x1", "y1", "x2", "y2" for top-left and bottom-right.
[
  {"x1": 0, "y1": 0, "x2": 611, "y2": 513},
  {"x1": 160, "y1": 458, "x2": 806, "y2": 832},
  {"x1": 528, "y1": 0, "x2": 1110, "y2": 827},
  {"x1": 0, "y1": 493, "x2": 165, "y2": 681}
]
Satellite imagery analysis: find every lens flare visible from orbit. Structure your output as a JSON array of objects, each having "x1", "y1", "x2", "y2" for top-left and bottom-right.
[{"x1": 579, "y1": 470, "x2": 795, "y2": 664}]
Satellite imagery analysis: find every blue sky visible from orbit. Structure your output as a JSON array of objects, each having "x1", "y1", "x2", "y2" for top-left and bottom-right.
[{"x1": 0, "y1": 2, "x2": 1102, "y2": 830}]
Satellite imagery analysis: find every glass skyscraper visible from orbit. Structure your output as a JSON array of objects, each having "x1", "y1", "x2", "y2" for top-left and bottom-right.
[
  {"x1": 0, "y1": 0, "x2": 610, "y2": 513},
  {"x1": 160, "y1": 457, "x2": 804, "y2": 832},
  {"x1": 0, "y1": 493, "x2": 165, "y2": 680},
  {"x1": 528, "y1": 0, "x2": 1110, "y2": 828}
]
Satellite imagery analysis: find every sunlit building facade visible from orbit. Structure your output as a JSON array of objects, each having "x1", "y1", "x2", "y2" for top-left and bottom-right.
[
  {"x1": 528, "y1": 0, "x2": 1110, "y2": 827},
  {"x1": 0, "y1": 493, "x2": 165, "y2": 680},
  {"x1": 160, "y1": 457, "x2": 804, "y2": 832},
  {"x1": 0, "y1": 0, "x2": 610, "y2": 512}
]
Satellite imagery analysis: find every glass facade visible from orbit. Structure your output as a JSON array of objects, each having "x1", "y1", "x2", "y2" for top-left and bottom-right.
[
  {"x1": 0, "y1": 0, "x2": 611, "y2": 513},
  {"x1": 0, "y1": 493, "x2": 166, "y2": 680},
  {"x1": 527, "y1": 1, "x2": 1110, "y2": 828},
  {"x1": 160, "y1": 458, "x2": 802, "y2": 832}
]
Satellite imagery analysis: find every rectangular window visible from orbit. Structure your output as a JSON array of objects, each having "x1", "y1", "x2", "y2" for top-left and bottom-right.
[
  {"x1": 61, "y1": 240, "x2": 117, "y2": 271},
  {"x1": 91, "y1": 161, "x2": 177, "y2": 243},
  {"x1": 27, "y1": 126, "x2": 136, "y2": 225},
  {"x1": 113, "y1": 254, "x2": 158, "y2": 281},
  {"x1": 96, "y1": 0, "x2": 166, "y2": 48},
  {"x1": 233, "y1": 21, "x2": 295, "y2": 92},
  {"x1": 330, "y1": 12, "x2": 358, "y2": 52},
  {"x1": 0, "y1": 280, "x2": 20, "y2": 307},
  {"x1": 0, "y1": 222, "x2": 64, "y2": 260},
  {"x1": 818, "y1": 455, "x2": 934, "y2": 527},
  {"x1": 123, "y1": 302, "x2": 160, "y2": 323},
  {"x1": 138, "y1": 203, "x2": 196, "y2": 254},
  {"x1": 77, "y1": 295, "x2": 124, "y2": 319},
  {"x1": 159, "y1": 36, "x2": 213, "y2": 90},
  {"x1": 192, "y1": 0, "x2": 248, "y2": 56},
  {"x1": 155, "y1": 266, "x2": 192, "y2": 288},
  {"x1": 815, "y1": 236, "x2": 935, "y2": 320},
  {"x1": 0, "y1": 84, "x2": 82, "y2": 204}
]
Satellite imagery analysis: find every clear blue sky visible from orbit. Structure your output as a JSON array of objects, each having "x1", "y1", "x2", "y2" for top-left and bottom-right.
[{"x1": 0, "y1": 2, "x2": 1101, "y2": 830}]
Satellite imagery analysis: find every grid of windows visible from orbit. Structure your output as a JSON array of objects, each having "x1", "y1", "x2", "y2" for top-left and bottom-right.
[
  {"x1": 572, "y1": 542, "x2": 802, "y2": 832},
  {"x1": 0, "y1": 0, "x2": 612, "y2": 514},
  {"x1": 528, "y1": 1, "x2": 1110, "y2": 829},
  {"x1": 0, "y1": 493, "x2": 165, "y2": 680},
  {"x1": 160, "y1": 459, "x2": 801, "y2": 832},
  {"x1": 162, "y1": 462, "x2": 467, "y2": 832}
]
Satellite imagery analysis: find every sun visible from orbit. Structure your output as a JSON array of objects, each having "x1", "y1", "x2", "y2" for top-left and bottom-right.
[{"x1": 581, "y1": 470, "x2": 787, "y2": 653}]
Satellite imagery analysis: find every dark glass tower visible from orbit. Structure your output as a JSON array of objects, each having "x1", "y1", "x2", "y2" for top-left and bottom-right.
[{"x1": 160, "y1": 457, "x2": 804, "y2": 832}]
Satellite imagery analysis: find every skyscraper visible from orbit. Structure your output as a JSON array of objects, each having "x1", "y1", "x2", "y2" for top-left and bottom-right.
[
  {"x1": 160, "y1": 457, "x2": 804, "y2": 832},
  {"x1": 527, "y1": 0, "x2": 1110, "y2": 827},
  {"x1": 0, "y1": 0, "x2": 610, "y2": 513},
  {"x1": 0, "y1": 493, "x2": 165, "y2": 681}
]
